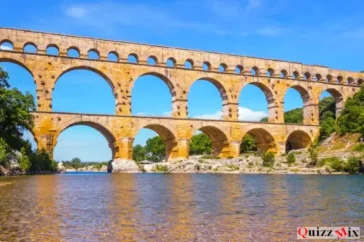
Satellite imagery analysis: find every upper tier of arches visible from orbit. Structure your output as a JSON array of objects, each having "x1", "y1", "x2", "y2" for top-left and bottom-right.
[{"x1": 1, "y1": 28, "x2": 363, "y2": 86}]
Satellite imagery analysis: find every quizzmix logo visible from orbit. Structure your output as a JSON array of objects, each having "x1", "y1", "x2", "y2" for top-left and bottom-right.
[{"x1": 297, "y1": 227, "x2": 360, "y2": 240}]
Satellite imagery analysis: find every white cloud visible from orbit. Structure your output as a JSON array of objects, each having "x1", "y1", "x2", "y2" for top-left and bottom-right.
[
  {"x1": 193, "y1": 107, "x2": 267, "y2": 121},
  {"x1": 0, "y1": 45, "x2": 13, "y2": 50},
  {"x1": 66, "y1": 6, "x2": 86, "y2": 18}
]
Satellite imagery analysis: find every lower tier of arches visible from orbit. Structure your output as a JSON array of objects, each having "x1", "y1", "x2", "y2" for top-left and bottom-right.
[{"x1": 31, "y1": 111, "x2": 320, "y2": 160}]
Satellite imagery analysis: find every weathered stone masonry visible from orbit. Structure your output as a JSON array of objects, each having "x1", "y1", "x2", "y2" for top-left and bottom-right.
[{"x1": 0, "y1": 27, "x2": 362, "y2": 160}]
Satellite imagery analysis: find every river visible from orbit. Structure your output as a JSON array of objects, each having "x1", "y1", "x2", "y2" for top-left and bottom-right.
[{"x1": 0, "y1": 173, "x2": 363, "y2": 241}]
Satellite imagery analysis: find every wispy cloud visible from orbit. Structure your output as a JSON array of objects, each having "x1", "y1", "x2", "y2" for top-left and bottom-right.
[
  {"x1": 193, "y1": 107, "x2": 267, "y2": 121},
  {"x1": 66, "y1": 6, "x2": 86, "y2": 18}
]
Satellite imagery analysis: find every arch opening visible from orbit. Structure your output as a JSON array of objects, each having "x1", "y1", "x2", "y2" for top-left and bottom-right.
[
  {"x1": 0, "y1": 40, "x2": 14, "y2": 51},
  {"x1": 132, "y1": 125, "x2": 176, "y2": 162},
  {"x1": 251, "y1": 66, "x2": 259, "y2": 76},
  {"x1": 88, "y1": 49, "x2": 99, "y2": 60},
  {"x1": 239, "y1": 83, "x2": 269, "y2": 122},
  {"x1": 166, "y1": 58, "x2": 176, "y2": 67},
  {"x1": 108, "y1": 52, "x2": 118, "y2": 62},
  {"x1": 127, "y1": 53, "x2": 138, "y2": 63},
  {"x1": 194, "y1": 126, "x2": 228, "y2": 157},
  {"x1": 284, "y1": 86, "x2": 309, "y2": 124},
  {"x1": 53, "y1": 68, "x2": 115, "y2": 114},
  {"x1": 132, "y1": 73, "x2": 173, "y2": 116},
  {"x1": 219, "y1": 63, "x2": 227, "y2": 73},
  {"x1": 286, "y1": 130, "x2": 311, "y2": 153},
  {"x1": 202, "y1": 62, "x2": 211, "y2": 71},
  {"x1": 23, "y1": 43, "x2": 37, "y2": 53},
  {"x1": 147, "y1": 56, "x2": 157, "y2": 65},
  {"x1": 46, "y1": 45, "x2": 59, "y2": 56},
  {"x1": 266, "y1": 68, "x2": 274, "y2": 77},
  {"x1": 67, "y1": 47, "x2": 80, "y2": 58},
  {"x1": 235, "y1": 65, "x2": 243, "y2": 74},
  {"x1": 184, "y1": 59, "x2": 193, "y2": 69},
  {"x1": 280, "y1": 70, "x2": 288, "y2": 78},
  {"x1": 320, "y1": 89, "x2": 343, "y2": 118},
  {"x1": 54, "y1": 123, "x2": 114, "y2": 162},
  {"x1": 243, "y1": 128, "x2": 276, "y2": 153},
  {"x1": 188, "y1": 78, "x2": 226, "y2": 119}
]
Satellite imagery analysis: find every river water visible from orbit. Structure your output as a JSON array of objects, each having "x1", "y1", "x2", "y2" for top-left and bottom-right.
[{"x1": 0, "y1": 173, "x2": 363, "y2": 241}]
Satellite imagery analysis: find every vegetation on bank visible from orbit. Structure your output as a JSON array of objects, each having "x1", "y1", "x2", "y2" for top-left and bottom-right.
[
  {"x1": 60, "y1": 157, "x2": 108, "y2": 170},
  {"x1": 0, "y1": 68, "x2": 56, "y2": 174}
]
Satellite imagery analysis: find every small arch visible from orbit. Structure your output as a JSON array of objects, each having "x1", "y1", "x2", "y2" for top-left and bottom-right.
[
  {"x1": 337, "y1": 76, "x2": 343, "y2": 84},
  {"x1": 280, "y1": 70, "x2": 288, "y2": 78},
  {"x1": 67, "y1": 47, "x2": 80, "y2": 58},
  {"x1": 23, "y1": 42, "x2": 37, "y2": 53},
  {"x1": 358, "y1": 79, "x2": 364, "y2": 86},
  {"x1": 0, "y1": 40, "x2": 14, "y2": 51},
  {"x1": 235, "y1": 65, "x2": 243, "y2": 74},
  {"x1": 321, "y1": 88, "x2": 344, "y2": 117},
  {"x1": 184, "y1": 59, "x2": 194, "y2": 69},
  {"x1": 326, "y1": 74, "x2": 333, "y2": 82},
  {"x1": 286, "y1": 130, "x2": 312, "y2": 153},
  {"x1": 304, "y1": 72, "x2": 311, "y2": 80},
  {"x1": 284, "y1": 85, "x2": 310, "y2": 124},
  {"x1": 219, "y1": 63, "x2": 227, "y2": 73},
  {"x1": 127, "y1": 53, "x2": 138, "y2": 63},
  {"x1": 266, "y1": 68, "x2": 274, "y2": 77},
  {"x1": 202, "y1": 62, "x2": 211, "y2": 71},
  {"x1": 108, "y1": 51, "x2": 118, "y2": 62},
  {"x1": 46, "y1": 44, "x2": 59, "y2": 56},
  {"x1": 244, "y1": 128, "x2": 276, "y2": 153},
  {"x1": 166, "y1": 57, "x2": 176, "y2": 67},
  {"x1": 147, "y1": 56, "x2": 158, "y2": 65},
  {"x1": 315, "y1": 73, "x2": 322, "y2": 81},
  {"x1": 88, "y1": 49, "x2": 100, "y2": 60},
  {"x1": 292, "y1": 71, "x2": 300, "y2": 80},
  {"x1": 347, "y1": 77, "x2": 354, "y2": 85},
  {"x1": 251, "y1": 66, "x2": 259, "y2": 76}
]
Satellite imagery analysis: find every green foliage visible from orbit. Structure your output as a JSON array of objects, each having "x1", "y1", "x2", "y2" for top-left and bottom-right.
[
  {"x1": 240, "y1": 134, "x2": 257, "y2": 153},
  {"x1": 152, "y1": 164, "x2": 170, "y2": 173},
  {"x1": 18, "y1": 148, "x2": 31, "y2": 172},
  {"x1": 344, "y1": 157, "x2": 363, "y2": 174},
  {"x1": 284, "y1": 108, "x2": 303, "y2": 124},
  {"x1": 189, "y1": 133, "x2": 212, "y2": 155},
  {"x1": 319, "y1": 157, "x2": 344, "y2": 171},
  {"x1": 70, "y1": 157, "x2": 82, "y2": 170},
  {"x1": 262, "y1": 151, "x2": 275, "y2": 167},
  {"x1": 29, "y1": 149, "x2": 57, "y2": 172},
  {"x1": 200, "y1": 155, "x2": 220, "y2": 159},
  {"x1": 352, "y1": 143, "x2": 364, "y2": 152},
  {"x1": 319, "y1": 112, "x2": 336, "y2": 141},
  {"x1": 145, "y1": 136, "x2": 165, "y2": 162},
  {"x1": 0, "y1": 138, "x2": 10, "y2": 166},
  {"x1": 260, "y1": 117, "x2": 268, "y2": 122},
  {"x1": 337, "y1": 87, "x2": 364, "y2": 136},
  {"x1": 307, "y1": 140, "x2": 319, "y2": 166},
  {"x1": 286, "y1": 152, "x2": 296, "y2": 166},
  {"x1": 132, "y1": 144, "x2": 146, "y2": 162}
]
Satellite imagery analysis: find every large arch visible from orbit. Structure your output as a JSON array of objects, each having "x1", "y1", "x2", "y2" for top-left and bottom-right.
[
  {"x1": 53, "y1": 67, "x2": 115, "y2": 114},
  {"x1": 188, "y1": 78, "x2": 228, "y2": 119},
  {"x1": 320, "y1": 88, "x2": 344, "y2": 117},
  {"x1": 133, "y1": 124, "x2": 176, "y2": 161},
  {"x1": 195, "y1": 126, "x2": 229, "y2": 157},
  {"x1": 286, "y1": 130, "x2": 312, "y2": 152},
  {"x1": 131, "y1": 72, "x2": 174, "y2": 116},
  {"x1": 283, "y1": 85, "x2": 310, "y2": 124},
  {"x1": 0, "y1": 58, "x2": 34, "y2": 78},
  {"x1": 54, "y1": 121, "x2": 116, "y2": 160},
  {"x1": 243, "y1": 128, "x2": 276, "y2": 153}
]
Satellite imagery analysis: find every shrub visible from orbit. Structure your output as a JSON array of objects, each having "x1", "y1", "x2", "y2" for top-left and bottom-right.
[
  {"x1": 344, "y1": 157, "x2": 363, "y2": 174},
  {"x1": 227, "y1": 165, "x2": 239, "y2": 171},
  {"x1": 18, "y1": 148, "x2": 31, "y2": 172},
  {"x1": 247, "y1": 162, "x2": 254, "y2": 168},
  {"x1": 262, "y1": 151, "x2": 275, "y2": 167},
  {"x1": 319, "y1": 157, "x2": 344, "y2": 172},
  {"x1": 287, "y1": 152, "x2": 296, "y2": 167},
  {"x1": 194, "y1": 164, "x2": 201, "y2": 171},
  {"x1": 152, "y1": 164, "x2": 170, "y2": 173},
  {"x1": 200, "y1": 155, "x2": 220, "y2": 159},
  {"x1": 352, "y1": 143, "x2": 364, "y2": 152}
]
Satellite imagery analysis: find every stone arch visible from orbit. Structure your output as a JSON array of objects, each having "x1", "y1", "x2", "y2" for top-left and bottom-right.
[
  {"x1": 202, "y1": 61, "x2": 211, "y2": 71},
  {"x1": 0, "y1": 58, "x2": 34, "y2": 79},
  {"x1": 166, "y1": 57, "x2": 176, "y2": 67},
  {"x1": 55, "y1": 121, "x2": 116, "y2": 158},
  {"x1": 108, "y1": 51, "x2": 119, "y2": 62},
  {"x1": 23, "y1": 42, "x2": 38, "y2": 53},
  {"x1": 67, "y1": 46, "x2": 80, "y2": 57},
  {"x1": 284, "y1": 85, "x2": 311, "y2": 124},
  {"x1": 358, "y1": 79, "x2": 364, "y2": 86},
  {"x1": 242, "y1": 128, "x2": 276, "y2": 153},
  {"x1": 0, "y1": 40, "x2": 14, "y2": 50},
  {"x1": 320, "y1": 88, "x2": 344, "y2": 117},
  {"x1": 189, "y1": 77, "x2": 228, "y2": 104},
  {"x1": 87, "y1": 48, "x2": 100, "y2": 59},
  {"x1": 46, "y1": 44, "x2": 59, "y2": 56},
  {"x1": 133, "y1": 71, "x2": 175, "y2": 94},
  {"x1": 184, "y1": 59, "x2": 194, "y2": 69},
  {"x1": 134, "y1": 124, "x2": 177, "y2": 161},
  {"x1": 286, "y1": 130, "x2": 312, "y2": 152},
  {"x1": 194, "y1": 125, "x2": 229, "y2": 157}
]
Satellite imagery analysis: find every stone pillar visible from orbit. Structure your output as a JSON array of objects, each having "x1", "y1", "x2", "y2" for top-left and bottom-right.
[
  {"x1": 212, "y1": 140, "x2": 231, "y2": 158},
  {"x1": 169, "y1": 139, "x2": 190, "y2": 160},
  {"x1": 115, "y1": 94, "x2": 131, "y2": 115},
  {"x1": 268, "y1": 98, "x2": 284, "y2": 123},
  {"x1": 35, "y1": 76, "x2": 53, "y2": 112},
  {"x1": 112, "y1": 137, "x2": 139, "y2": 173},
  {"x1": 229, "y1": 141, "x2": 241, "y2": 158},
  {"x1": 222, "y1": 102, "x2": 239, "y2": 120},
  {"x1": 172, "y1": 99, "x2": 188, "y2": 118},
  {"x1": 303, "y1": 102, "x2": 319, "y2": 125},
  {"x1": 275, "y1": 141, "x2": 286, "y2": 155}
]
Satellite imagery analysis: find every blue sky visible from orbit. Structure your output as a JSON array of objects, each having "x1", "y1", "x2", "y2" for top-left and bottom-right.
[{"x1": 1, "y1": 0, "x2": 363, "y2": 162}]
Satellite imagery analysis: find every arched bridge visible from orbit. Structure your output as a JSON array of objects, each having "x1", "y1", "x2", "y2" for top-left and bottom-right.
[{"x1": 0, "y1": 28, "x2": 362, "y2": 160}]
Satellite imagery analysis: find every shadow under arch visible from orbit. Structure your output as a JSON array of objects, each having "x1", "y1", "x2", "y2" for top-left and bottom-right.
[
  {"x1": 134, "y1": 124, "x2": 176, "y2": 161},
  {"x1": 286, "y1": 130, "x2": 312, "y2": 152},
  {"x1": 244, "y1": 128, "x2": 276, "y2": 153},
  {"x1": 320, "y1": 88, "x2": 344, "y2": 117},
  {"x1": 55, "y1": 121, "x2": 116, "y2": 159},
  {"x1": 196, "y1": 125, "x2": 229, "y2": 157}
]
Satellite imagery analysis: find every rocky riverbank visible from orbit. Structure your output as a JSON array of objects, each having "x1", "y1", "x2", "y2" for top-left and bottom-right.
[{"x1": 57, "y1": 162, "x2": 108, "y2": 173}]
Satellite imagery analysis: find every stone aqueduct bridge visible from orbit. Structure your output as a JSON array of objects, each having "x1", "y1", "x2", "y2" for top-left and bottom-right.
[{"x1": 0, "y1": 28, "x2": 363, "y2": 160}]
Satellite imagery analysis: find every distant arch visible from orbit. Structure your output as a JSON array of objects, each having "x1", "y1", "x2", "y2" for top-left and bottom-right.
[
  {"x1": 88, "y1": 49, "x2": 100, "y2": 60},
  {"x1": 166, "y1": 57, "x2": 176, "y2": 67},
  {"x1": 195, "y1": 125, "x2": 229, "y2": 157},
  {"x1": 23, "y1": 42, "x2": 37, "y2": 53},
  {"x1": 0, "y1": 40, "x2": 14, "y2": 50},
  {"x1": 219, "y1": 63, "x2": 227, "y2": 73},
  {"x1": 320, "y1": 88, "x2": 344, "y2": 117},
  {"x1": 251, "y1": 66, "x2": 260, "y2": 76},
  {"x1": 147, "y1": 56, "x2": 158, "y2": 65},
  {"x1": 0, "y1": 58, "x2": 34, "y2": 78},
  {"x1": 46, "y1": 44, "x2": 59, "y2": 56},
  {"x1": 286, "y1": 130, "x2": 312, "y2": 152},
  {"x1": 202, "y1": 62, "x2": 211, "y2": 71},
  {"x1": 133, "y1": 71, "x2": 175, "y2": 94},
  {"x1": 189, "y1": 77, "x2": 228, "y2": 103},
  {"x1": 127, "y1": 53, "x2": 139, "y2": 63},
  {"x1": 184, "y1": 59, "x2": 194, "y2": 69},
  {"x1": 108, "y1": 51, "x2": 118, "y2": 62},
  {"x1": 235, "y1": 65, "x2": 243, "y2": 74},
  {"x1": 67, "y1": 47, "x2": 80, "y2": 58}
]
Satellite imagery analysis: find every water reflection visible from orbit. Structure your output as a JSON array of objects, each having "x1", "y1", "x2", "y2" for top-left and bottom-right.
[{"x1": 0, "y1": 174, "x2": 363, "y2": 241}]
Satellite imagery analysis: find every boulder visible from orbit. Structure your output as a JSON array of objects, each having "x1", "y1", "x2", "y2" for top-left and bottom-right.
[
  {"x1": 57, "y1": 162, "x2": 66, "y2": 173},
  {"x1": 110, "y1": 159, "x2": 140, "y2": 173}
]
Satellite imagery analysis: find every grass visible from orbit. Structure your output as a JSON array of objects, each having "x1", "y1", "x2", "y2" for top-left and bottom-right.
[
  {"x1": 152, "y1": 164, "x2": 170, "y2": 173},
  {"x1": 226, "y1": 165, "x2": 239, "y2": 171},
  {"x1": 352, "y1": 143, "x2": 364, "y2": 152},
  {"x1": 200, "y1": 155, "x2": 220, "y2": 160}
]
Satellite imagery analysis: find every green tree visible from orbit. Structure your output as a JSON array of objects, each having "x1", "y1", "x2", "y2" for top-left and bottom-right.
[
  {"x1": 319, "y1": 111, "x2": 336, "y2": 141},
  {"x1": 0, "y1": 138, "x2": 10, "y2": 166},
  {"x1": 18, "y1": 147, "x2": 31, "y2": 172},
  {"x1": 240, "y1": 134, "x2": 257, "y2": 153},
  {"x1": 71, "y1": 157, "x2": 82, "y2": 170},
  {"x1": 262, "y1": 151, "x2": 275, "y2": 167},
  {"x1": 145, "y1": 136, "x2": 165, "y2": 162},
  {"x1": 0, "y1": 67, "x2": 35, "y2": 151},
  {"x1": 284, "y1": 108, "x2": 303, "y2": 124},
  {"x1": 189, "y1": 133, "x2": 212, "y2": 155},
  {"x1": 286, "y1": 152, "x2": 296, "y2": 167},
  {"x1": 133, "y1": 144, "x2": 146, "y2": 162},
  {"x1": 337, "y1": 87, "x2": 364, "y2": 136}
]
